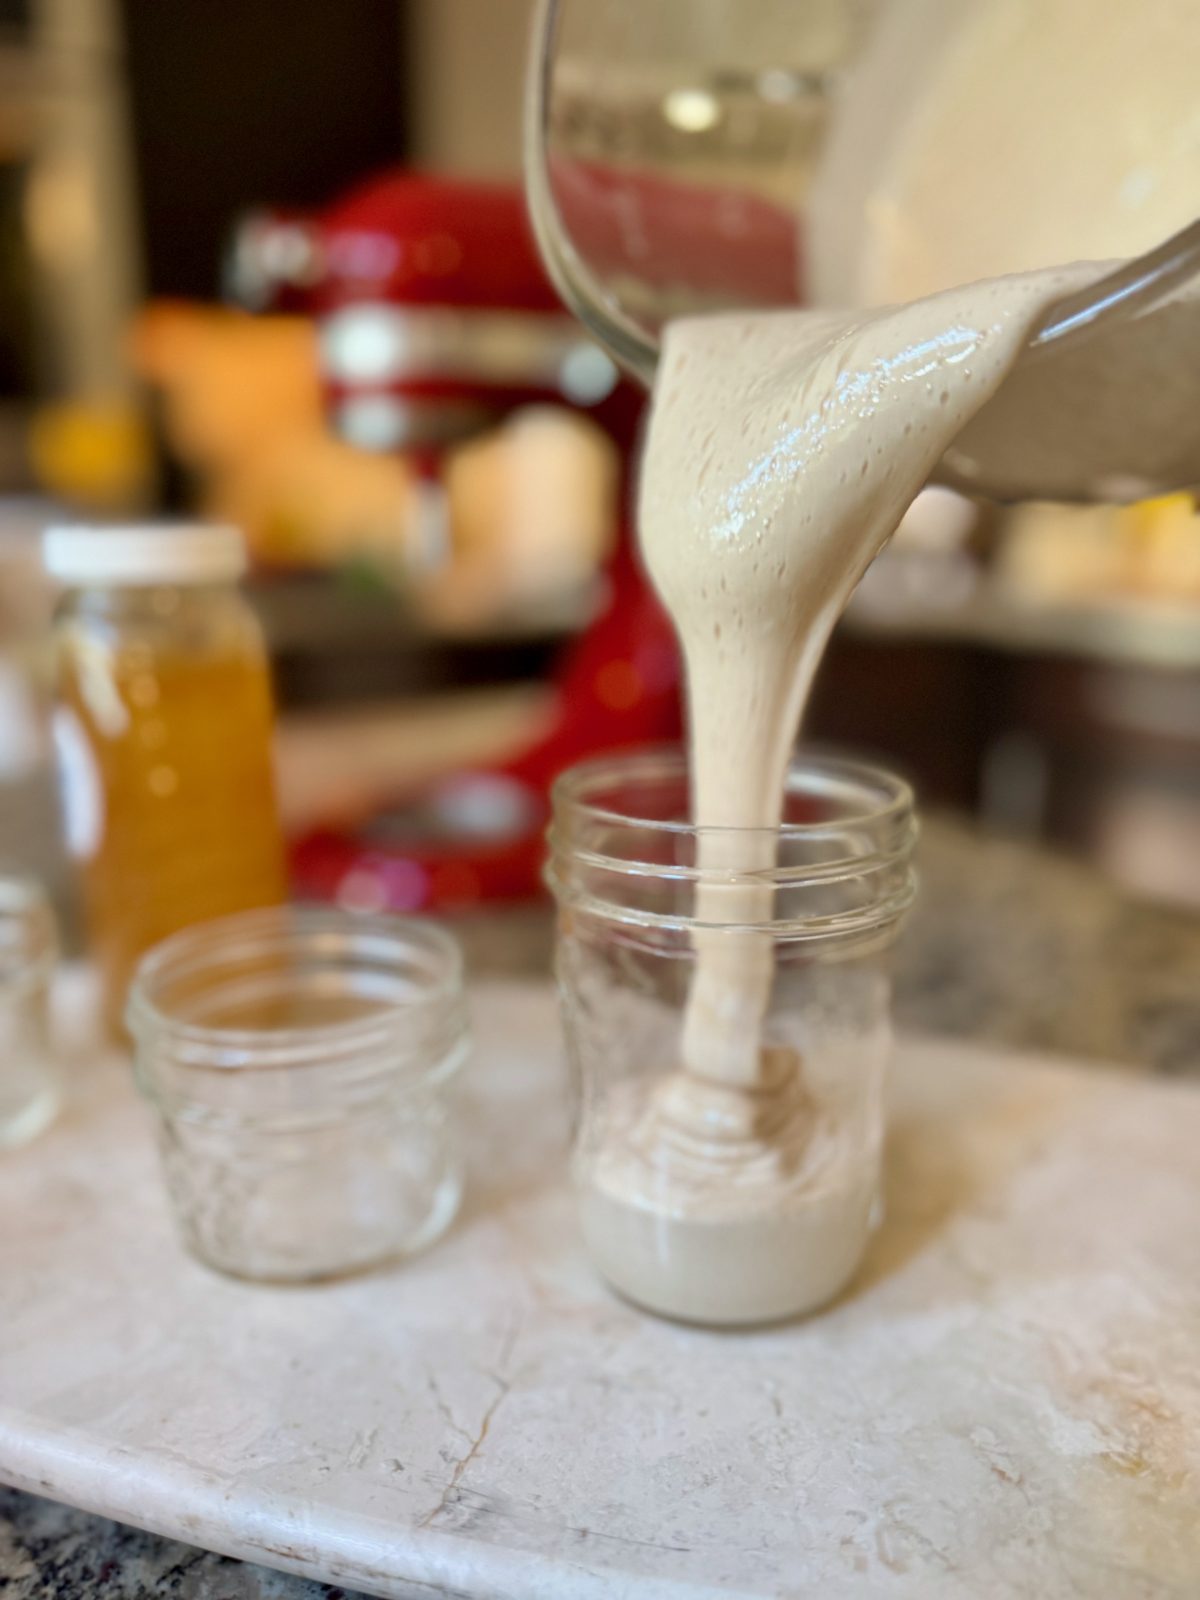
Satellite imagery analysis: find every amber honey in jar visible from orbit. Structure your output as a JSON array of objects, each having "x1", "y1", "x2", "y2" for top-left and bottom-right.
[{"x1": 45, "y1": 524, "x2": 288, "y2": 1035}]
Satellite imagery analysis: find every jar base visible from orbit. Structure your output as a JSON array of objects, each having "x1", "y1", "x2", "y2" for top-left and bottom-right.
[
  {"x1": 578, "y1": 1173, "x2": 876, "y2": 1328},
  {"x1": 596, "y1": 1264, "x2": 861, "y2": 1329},
  {"x1": 180, "y1": 1169, "x2": 465, "y2": 1286}
]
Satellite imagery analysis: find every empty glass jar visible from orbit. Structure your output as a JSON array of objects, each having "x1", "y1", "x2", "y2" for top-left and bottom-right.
[
  {"x1": 128, "y1": 907, "x2": 469, "y2": 1281},
  {"x1": 547, "y1": 749, "x2": 918, "y2": 1326}
]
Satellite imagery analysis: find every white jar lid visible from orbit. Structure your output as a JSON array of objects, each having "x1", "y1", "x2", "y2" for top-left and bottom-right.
[{"x1": 43, "y1": 523, "x2": 248, "y2": 587}]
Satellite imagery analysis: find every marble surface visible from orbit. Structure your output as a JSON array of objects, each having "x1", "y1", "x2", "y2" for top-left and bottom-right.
[
  {"x1": 3, "y1": 981, "x2": 1200, "y2": 1598},
  {"x1": 4, "y1": 815, "x2": 1200, "y2": 1598}
]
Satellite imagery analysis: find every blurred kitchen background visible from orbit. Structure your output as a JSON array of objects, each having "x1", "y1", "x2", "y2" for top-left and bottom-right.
[{"x1": 3, "y1": 0, "x2": 1200, "y2": 929}]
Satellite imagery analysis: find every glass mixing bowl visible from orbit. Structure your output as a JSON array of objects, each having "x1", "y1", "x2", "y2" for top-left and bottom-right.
[
  {"x1": 527, "y1": 0, "x2": 873, "y2": 382},
  {"x1": 527, "y1": 0, "x2": 1200, "y2": 406}
]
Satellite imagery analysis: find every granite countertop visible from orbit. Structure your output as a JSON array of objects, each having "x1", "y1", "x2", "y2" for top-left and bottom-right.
[{"x1": 4, "y1": 815, "x2": 1200, "y2": 1600}]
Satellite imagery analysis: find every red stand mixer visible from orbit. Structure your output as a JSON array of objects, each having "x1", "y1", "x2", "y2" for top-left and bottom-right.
[{"x1": 243, "y1": 172, "x2": 682, "y2": 911}]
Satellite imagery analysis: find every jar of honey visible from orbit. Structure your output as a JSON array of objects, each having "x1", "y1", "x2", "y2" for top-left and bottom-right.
[{"x1": 45, "y1": 524, "x2": 288, "y2": 1036}]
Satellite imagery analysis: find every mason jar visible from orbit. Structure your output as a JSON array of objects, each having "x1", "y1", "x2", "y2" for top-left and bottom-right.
[
  {"x1": 128, "y1": 907, "x2": 469, "y2": 1282},
  {"x1": 546, "y1": 749, "x2": 918, "y2": 1326}
]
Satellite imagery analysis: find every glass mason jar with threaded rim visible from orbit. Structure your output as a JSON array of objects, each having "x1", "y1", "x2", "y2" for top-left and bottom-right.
[
  {"x1": 546, "y1": 748, "x2": 918, "y2": 1327},
  {"x1": 127, "y1": 906, "x2": 469, "y2": 1283}
]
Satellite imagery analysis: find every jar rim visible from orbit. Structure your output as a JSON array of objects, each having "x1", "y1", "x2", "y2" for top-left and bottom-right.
[
  {"x1": 551, "y1": 747, "x2": 914, "y2": 840},
  {"x1": 127, "y1": 905, "x2": 466, "y2": 1072},
  {"x1": 547, "y1": 748, "x2": 918, "y2": 941}
]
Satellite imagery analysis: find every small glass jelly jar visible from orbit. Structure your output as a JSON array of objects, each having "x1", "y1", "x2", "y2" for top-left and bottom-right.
[
  {"x1": 0, "y1": 876, "x2": 60, "y2": 1149},
  {"x1": 546, "y1": 750, "x2": 918, "y2": 1326},
  {"x1": 128, "y1": 907, "x2": 469, "y2": 1282}
]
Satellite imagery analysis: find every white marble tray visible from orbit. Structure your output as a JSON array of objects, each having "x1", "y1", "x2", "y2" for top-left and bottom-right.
[{"x1": 2, "y1": 980, "x2": 1199, "y2": 1600}]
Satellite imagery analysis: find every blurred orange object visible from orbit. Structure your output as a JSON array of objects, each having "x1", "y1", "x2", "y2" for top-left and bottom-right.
[
  {"x1": 1001, "y1": 495, "x2": 1200, "y2": 604},
  {"x1": 131, "y1": 302, "x2": 414, "y2": 568},
  {"x1": 29, "y1": 400, "x2": 154, "y2": 511},
  {"x1": 131, "y1": 299, "x2": 620, "y2": 621}
]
